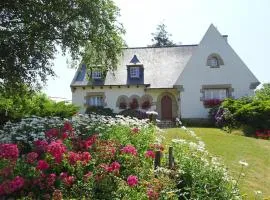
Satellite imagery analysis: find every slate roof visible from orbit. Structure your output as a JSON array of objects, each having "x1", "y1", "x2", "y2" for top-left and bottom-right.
[{"x1": 71, "y1": 45, "x2": 197, "y2": 88}]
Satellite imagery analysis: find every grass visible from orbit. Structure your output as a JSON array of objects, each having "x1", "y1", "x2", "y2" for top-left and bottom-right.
[{"x1": 162, "y1": 127, "x2": 270, "y2": 199}]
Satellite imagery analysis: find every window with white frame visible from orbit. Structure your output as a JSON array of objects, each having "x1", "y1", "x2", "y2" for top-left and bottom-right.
[
  {"x1": 92, "y1": 71, "x2": 102, "y2": 79},
  {"x1": 130, "y1": 67, "x2": 140, "y2": 78},
  {"x1": 86, "y1": 96, "x2": 103, "y2": 106},
  {"x1": 204, "y1": 89, "x2": 227, "y2": 100}
]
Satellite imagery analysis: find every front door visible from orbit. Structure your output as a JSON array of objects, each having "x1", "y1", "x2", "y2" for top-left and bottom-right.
[{"x1": 161, "y1": 95, "x2": 172, "y2": 120}]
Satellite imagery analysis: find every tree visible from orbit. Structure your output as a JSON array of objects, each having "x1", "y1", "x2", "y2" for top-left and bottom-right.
[
  {"x1": 150, "y1": 23, "x2": 175, "y2": 47},
  {"x1": 255, "y1": 83, "x2": 270, "y2": 100},
  {"x1": 0, "y1": 0, "x2": 125, "y2": 92}
]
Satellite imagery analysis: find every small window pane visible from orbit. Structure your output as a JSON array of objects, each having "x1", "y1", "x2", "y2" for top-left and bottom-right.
[
  {"x1": 209, "y1": 57, "x2": 218, "y2": 67},
  {"x1": 92, "y1": 71, "x2": 102, "y2": 79},
  {"x1": 204, "y1": 89, "x2": 228, "y2": 100},
  {"x1": 87, "y1": 96, "x2": 103, "y2": 106},
  {"x1": 130, "y1": 67, "x2": 140, "y2": 78}
]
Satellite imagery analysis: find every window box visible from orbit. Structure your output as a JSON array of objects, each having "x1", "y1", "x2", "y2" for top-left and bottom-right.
[
  {"x1": 203, "y1": 99, "x2": 222, "y2": 107},
  {"x1": 141, "y1": 100, "x2": 151, "y2": 109},
  {"x1": 129, "y1": 98, "x2": 139, "y2": 109}
]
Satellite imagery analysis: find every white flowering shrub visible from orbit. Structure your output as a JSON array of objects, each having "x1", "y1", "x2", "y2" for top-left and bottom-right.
[
  {"x1": 0, "y1": 114, "x2": 152, "y2": 146},
  {"x1": 169, "y1": 126, "x2": 242, "y2": 199}
]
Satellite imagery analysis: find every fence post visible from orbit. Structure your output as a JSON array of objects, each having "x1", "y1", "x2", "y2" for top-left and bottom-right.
[
  {"x1": 154, "y1": 150, "x2": 161, "y2": 170},
  {"x1": 169, "y1": 146, "x2": 174, "y2": 169}
]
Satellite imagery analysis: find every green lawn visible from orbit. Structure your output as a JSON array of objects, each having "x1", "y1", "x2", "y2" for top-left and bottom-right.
[{"x1": 162, "y1": 128, "x2": 270, "y2": 199}]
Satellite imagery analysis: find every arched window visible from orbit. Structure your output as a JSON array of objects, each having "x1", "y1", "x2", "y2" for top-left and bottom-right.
[
  {"x1": 116, "y1": 95, "x2": 128, "y2": 109},
  {"x1": 129, "y1": 95, "x2": 140, "y2": 110},
  {"x1": 207, "y1": 53, "x2": 224, "y2": 67},
  {"x1": 140, "y1": 94, "x2": 153, "y2": 110}
]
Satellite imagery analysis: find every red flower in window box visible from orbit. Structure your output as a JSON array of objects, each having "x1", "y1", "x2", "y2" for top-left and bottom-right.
[
  {"x1": 129, "y1": 99, "x2": 139, "y2": 109},
  {"x1": 141, "y1": 100, "x2": 151, "y2": 109},
  {"x1": 203, "y1": 99, "x2": 222, "y2": 107}
]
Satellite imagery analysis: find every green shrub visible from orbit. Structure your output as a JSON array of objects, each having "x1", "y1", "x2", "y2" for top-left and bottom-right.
[
  {"x1": 209, "y1": 84, "x2": 270, "y2": 133},
  {"x1": 118, "y1": 109, "x2": 148, "y2": 119},
  {"x1": 85, "y1": 106, "x2": 115, "y2": 116},
  {"x1": 170, "y1": 127, "x2": 241, "y2": 200},
  {"x1": 0, "y1": 93, "x2": 78, "y2": 126}
]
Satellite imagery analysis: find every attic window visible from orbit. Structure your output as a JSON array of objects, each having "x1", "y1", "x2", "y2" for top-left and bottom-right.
[
  {"x1": 92, "y1": 71, "x2": 102, "y2": 79},
  {"x1": 130, "y1": 67, "x2": 140, "y2": 78},
  {"x1": 207, "y1": 53, "x2": 224, "y2": 68},
  {"x1": 209, "y1": 57, "x2": 219, "y2": 67}
]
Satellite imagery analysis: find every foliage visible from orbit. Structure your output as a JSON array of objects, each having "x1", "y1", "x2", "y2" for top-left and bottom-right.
[
  {"x1": 119, "y1": 109, "x2": 148, "y2": 119},
  {"x1": 169, "y1": 127, "x2": 242, "y2": 200},
  {"x1": 0, "y1": 0, "x2": 125, "y2": 92},
  {"x1": 85, "y1": 106, "x2": 115, "y2": 116},
  {"x1": 255, "y1": 83, "x2": 270, "y2": 100},
  {"x1": 0, "y1": 114, "x2": 242, "y2": 199},
  {"x1": 209, "y1": 84, "x2": 270, "y2": 132},
  {"x1": 0, "y1": 115, "x2": 176, "y2": 199},
  {"x1": 0, "y1": 92, "x2": 78, "y2": 126},
  {"x1": 163, "y1": 127, "x2": 270, "y2": 198},
  {"x1": 209, "y1": 106, "x2": 236, "y2": 132},
  {"x1": 150, "y1": 23, "x2": 175, "y2": 47}
]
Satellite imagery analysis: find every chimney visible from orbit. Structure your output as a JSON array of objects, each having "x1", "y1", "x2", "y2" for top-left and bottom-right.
[{"x1": 222, "y1": 35, "x2": 228, "y2": 42}]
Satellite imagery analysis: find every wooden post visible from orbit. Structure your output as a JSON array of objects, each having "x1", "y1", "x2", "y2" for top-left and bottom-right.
[
  {"x1": 154, "y1": 151, "x2": 161, "y2": 170},
  {"x1": 169, "y1": 146, "x2": 174, "y2": 169}
]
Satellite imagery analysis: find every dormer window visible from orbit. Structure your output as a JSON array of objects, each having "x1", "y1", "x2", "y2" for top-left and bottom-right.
[
  {"x1": 130, "y1": 67, "x2": 140, "y2": 78},
  {"x1": 92, "y1": 71, "x2": 102, "y2": 79}
]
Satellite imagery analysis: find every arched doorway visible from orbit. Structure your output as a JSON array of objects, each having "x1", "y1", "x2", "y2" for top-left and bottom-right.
[{"x1": 161, "y1": 95, "x2": 172, "y2": 120}]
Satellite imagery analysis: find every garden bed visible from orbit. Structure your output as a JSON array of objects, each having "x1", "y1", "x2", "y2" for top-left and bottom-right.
[{"x1": 0, "y1": 115, "x2": 241, "y2": 199}]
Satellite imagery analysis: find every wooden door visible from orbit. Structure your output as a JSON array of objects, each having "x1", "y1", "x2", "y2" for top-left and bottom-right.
[{"x1": 161, "y1": 95, "x2": 172, "y2": 120}]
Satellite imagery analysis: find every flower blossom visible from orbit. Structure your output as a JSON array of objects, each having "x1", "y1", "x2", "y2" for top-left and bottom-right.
[
  {"x1": 47, "y1": 140, "x2": 67, "y2": 163},
  {"x1": 34, "y1": 140, "x2": 48, "y2": 154},
  {"x1": 0, "y1": 144, "x2": 19, "y2": 160},
  {"x1": 62, "y1": 122, "x2": 73, "y2": 132},
  {"x1": 0, "y1": 176, "x2": 24, "y2": 195},
  {"x1": 121, "y1": 145, "x2": 137, "y2": 156},
  {"x1": 131, "y1": 127, "x2": 140, "y2": 134},
  {"x1": 127, "y1": 175, "x2": 138, "y2": 187},
  {"x1": 36, "y1": 160, "x2": 49, "y2": 171},
  {"x1": 26, "y1": 152, "x2": 39, "y2": 164},
  {"x1": 45, "y1": 128, "x2": 59, "y2": 138},
  {"x1": 83, "y1": 172, "x2": 92, "y2": 182},
  {"x1": 239, "y1": 160, "x2": 249, "y2": 167},
  {"x1": 147, "y1": 188, "x2": 159, "y2": 199},
  {"x1": 62, "y1": 175, "x2": 75, "y2": 186},
  {"x1": 47, "y1": 173, "x2": 56, "y2": 187},
  {"x1": 68, "y1": 151, "x2": 91, "y2": 165},
  {"x1": 145, "y1": 150, "x2": 155, "y2": 159},
  {"x1": 107, "y1": 161, "x2": 121, "y2": 173}
]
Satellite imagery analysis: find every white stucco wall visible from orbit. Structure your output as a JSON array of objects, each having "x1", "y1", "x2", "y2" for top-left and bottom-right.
[
  {"x1": 72, "y1": 86, "x2": 146, "y2": 113},
  {"x1": 175, "y1": 25, "x2": 259, "y2": 119},
  {"x1": 72, "y1": 86, "x2": 179, "y2": 119}
]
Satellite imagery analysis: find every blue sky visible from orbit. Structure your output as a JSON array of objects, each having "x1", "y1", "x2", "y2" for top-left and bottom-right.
[{"x1": 43, "y1": 0, "x2": 270, "y2": 100}]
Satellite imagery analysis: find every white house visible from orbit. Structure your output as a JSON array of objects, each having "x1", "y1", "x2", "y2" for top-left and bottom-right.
[{"x1": 70, "y1": 24, "x2": 260, "y2": 121}]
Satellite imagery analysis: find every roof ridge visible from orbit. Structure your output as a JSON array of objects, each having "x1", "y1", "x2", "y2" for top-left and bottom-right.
[{"x1": 123, "y1": 44, "x2": 198, "y2": 50}]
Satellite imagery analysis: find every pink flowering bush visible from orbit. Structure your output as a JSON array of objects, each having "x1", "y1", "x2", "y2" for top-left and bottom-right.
[
  {"x1": 127, "y1": 175, "x2": 138, "y2": 187},
  {"x1": 0, "y1": 117, "x2": 177, "y2": 199}
]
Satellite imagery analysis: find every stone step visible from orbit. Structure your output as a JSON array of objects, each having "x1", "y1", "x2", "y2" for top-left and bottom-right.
[{"x1": 157, "y1": 120, "x2": 176, "y2": 129}]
